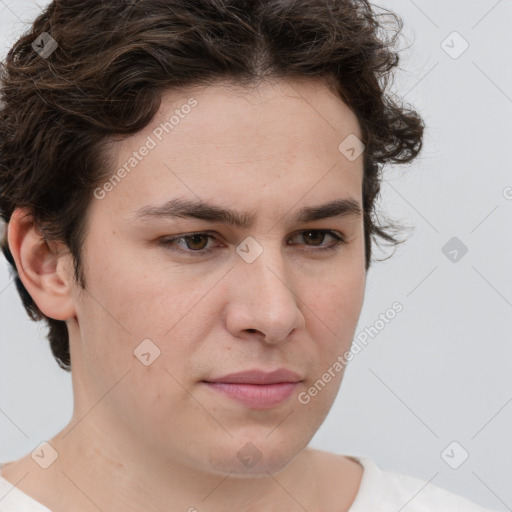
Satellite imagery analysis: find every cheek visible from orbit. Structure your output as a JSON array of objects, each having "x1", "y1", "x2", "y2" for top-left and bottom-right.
[
  {"x1": 309, "y1": 267, "x2": 365, "y2": 329},
  {"x1": 82, "y1": 244, "x2": 189, "y2": 337},
  {"x1": 305, "y1": 268, "x2": 365, "y2": 369},
  {"x1": 101, "y1": 364, "x2": 202, "y2": 451}
]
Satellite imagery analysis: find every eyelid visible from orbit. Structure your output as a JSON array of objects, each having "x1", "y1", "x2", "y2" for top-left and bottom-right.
[
  {"x1": 287, "y1": 229, "x2": 346, "y2": 247},
  {"x1": 158, "y1": 229, "x2": 347, "y2": 256}
]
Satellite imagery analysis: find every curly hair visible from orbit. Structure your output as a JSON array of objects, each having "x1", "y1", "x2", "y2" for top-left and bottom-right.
[{"x1": 0, "y1": 0, "x2": 424, "y2": 371}]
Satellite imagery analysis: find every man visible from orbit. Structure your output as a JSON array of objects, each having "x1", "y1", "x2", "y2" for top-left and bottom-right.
[{"x1": 0, "y1": 0, "x2": 496, "y2": 510}]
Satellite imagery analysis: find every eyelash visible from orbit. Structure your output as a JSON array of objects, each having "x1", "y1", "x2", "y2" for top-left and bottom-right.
[{"x1": 158, "y1": 230, "x2": 347, "y2": 257}]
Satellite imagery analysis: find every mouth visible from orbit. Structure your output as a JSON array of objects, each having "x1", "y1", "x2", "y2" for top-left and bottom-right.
[{"x1": 202, "y1": 368, "x2": 304, "y2": 409}]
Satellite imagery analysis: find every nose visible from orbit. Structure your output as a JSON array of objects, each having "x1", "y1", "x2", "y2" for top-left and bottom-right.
[{"x1": 224, "y1": 242, "x2": 306, "y2": 344}]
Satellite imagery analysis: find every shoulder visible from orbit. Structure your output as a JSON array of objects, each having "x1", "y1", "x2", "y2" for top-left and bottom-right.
[
  {"x1": 0, "y1": 460, "x2": 52, "y2": 512},
  {"x1": 347, "y1": 456, "x2": 497, "y2": 512}
]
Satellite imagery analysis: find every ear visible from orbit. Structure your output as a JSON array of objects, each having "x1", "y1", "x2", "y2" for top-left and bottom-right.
[{"x1": 7, "y1": 207, "x2": 76, "y2": 321}]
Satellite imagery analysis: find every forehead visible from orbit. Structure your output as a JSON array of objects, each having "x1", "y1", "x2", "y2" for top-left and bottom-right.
[
  {"x1": 94, "y1": 77, "x2": 364, "y2": 223},
  {"x1": 157, "y1": 77, "x2": 362, "y2": 143}
]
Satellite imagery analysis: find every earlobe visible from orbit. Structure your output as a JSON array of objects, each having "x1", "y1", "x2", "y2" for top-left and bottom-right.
[{"x1": 7, "y1": 207, "x2": 76, "y2": 321}]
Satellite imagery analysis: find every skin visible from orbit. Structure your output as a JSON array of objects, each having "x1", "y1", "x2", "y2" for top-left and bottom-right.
[{"x1": 4, "y1": 77, "x2": 367, "y2": 512}]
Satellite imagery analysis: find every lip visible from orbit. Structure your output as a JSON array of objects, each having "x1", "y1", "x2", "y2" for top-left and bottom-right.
[
  {"x1": 204, "y1": 368, "x2": 303, "y2": 385},
  {"x1": 203, "y1": 369, "x2": 303, "y2": 409}
]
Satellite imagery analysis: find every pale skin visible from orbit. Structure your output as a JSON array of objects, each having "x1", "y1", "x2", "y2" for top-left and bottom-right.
[{"x1": 4, "y1": 77, "x2": 367, "y2": 512}]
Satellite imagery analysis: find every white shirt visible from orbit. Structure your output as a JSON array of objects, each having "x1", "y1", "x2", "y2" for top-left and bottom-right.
[{"x1": 0, "y1": 456, "x2": 496, "y2": 511}]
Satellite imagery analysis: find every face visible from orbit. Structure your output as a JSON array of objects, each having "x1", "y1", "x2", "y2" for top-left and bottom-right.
[{"x1": 67, "y1": 78, "x2": 366, "y2": 476}]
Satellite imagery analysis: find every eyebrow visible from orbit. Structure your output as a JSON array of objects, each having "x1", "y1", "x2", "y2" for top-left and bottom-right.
[{"x1": 131, "y1": 197, "x2": 362, "y2": 228}]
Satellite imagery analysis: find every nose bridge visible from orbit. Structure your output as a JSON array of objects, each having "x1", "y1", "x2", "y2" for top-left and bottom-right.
[{"x1": 228, "y1": 237, "x2": 305, "y2": 341}]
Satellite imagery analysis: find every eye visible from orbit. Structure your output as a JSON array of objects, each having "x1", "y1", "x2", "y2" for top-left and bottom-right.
[
  {"x1": 158, "y1": 229, "x2": 347, "y2": 257},
  {"x1": 287, "y1": 230, "x2": 347, "y2": 253},
  {"x1": 159, "y1": 233, "x2": 216, "y2": 255}
]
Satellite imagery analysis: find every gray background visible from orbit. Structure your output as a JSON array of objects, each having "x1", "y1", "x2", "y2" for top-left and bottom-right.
[{"x1": 0, "y1": 1, "x2": 511, "y2": 510}]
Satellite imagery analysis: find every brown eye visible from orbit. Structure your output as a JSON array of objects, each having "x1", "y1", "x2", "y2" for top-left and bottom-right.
[
  {"x1": 159, "y1": 229, "x2": 346, "y2": 258},
  {"x1": 288, "y1": 230, "x2": 346, "y2": 253},
  {"x1": 183, "y1": 234, "x2": 210, "y2": 251},
  {"x1": 301, "y1": 230, "x2": 327, "y2": 246},
  {"x1": 159, "y1": 232, "x2": 217, "y2": 256}
]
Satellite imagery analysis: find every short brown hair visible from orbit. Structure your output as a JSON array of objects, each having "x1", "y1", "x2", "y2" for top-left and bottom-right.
[{"x1": 0, "y1": 0, "x2": 424, "y2": 371}]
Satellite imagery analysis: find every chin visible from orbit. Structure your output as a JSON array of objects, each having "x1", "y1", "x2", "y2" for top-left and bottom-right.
[{"x1": 201, "y1": 431, "x2": 310, "y2": 477}]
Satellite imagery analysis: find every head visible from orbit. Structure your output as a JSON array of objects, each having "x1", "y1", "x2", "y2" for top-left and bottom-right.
[{"x1": 0, "y1": 0, "x2": 423, "y2": 475}]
